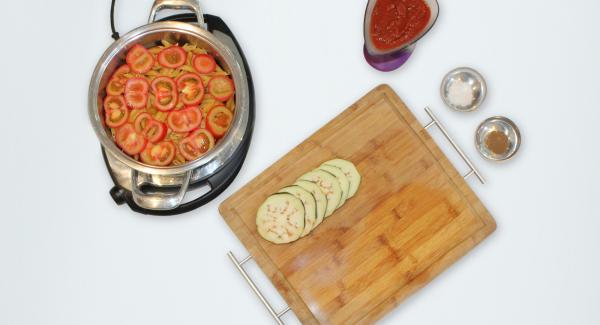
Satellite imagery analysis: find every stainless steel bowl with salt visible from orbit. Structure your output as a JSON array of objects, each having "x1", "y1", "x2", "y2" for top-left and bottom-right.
[{"x1": 440, "y1": 67, "x2": 487, "y2": 112}]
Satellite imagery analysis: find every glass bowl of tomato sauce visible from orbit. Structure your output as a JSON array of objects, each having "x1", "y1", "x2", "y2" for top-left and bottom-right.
[{"x1": 363, "y1": 0, "x2": 439, "y2": 71}]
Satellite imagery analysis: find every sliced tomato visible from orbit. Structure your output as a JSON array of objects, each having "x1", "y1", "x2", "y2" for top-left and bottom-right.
[
  {"x1": 116, "y1": 124, "x2": 147, "y2": 155},
  {"x1": 134, "y1": 112, "x2": 152, "y2": 132},
  {"x1": 167, "y1": 131, "x2": 190, "y2": 142},
  {"x1": 193, "y1": 54, "x2": 216, "y2": 74},
  {"x1": 107, "y1": 77, "x2": 126, "y2": 95},
  {"x1": 105, "y1": 107, "x2": 129, "y2": 128},
  {"x1": 104, "y1": 95, "x2": 126, "y2": 111},
  {"x1": 125, "y1": 92, "x2": 148, "y2": 109},
  {"x1": 206, "y1": 105, "x2": 233, "y2": 138},
  {"x1": 141, "y1": 141, "x2": 177, "y2": 166},
  {"x1": 178, "y1": 129, "x2": 215, "y2": 161},
  {"x1": 125, "y1": 77, "x2": 149, "y2": 93},
  {"x1": 208, "y1": 76, "x2": 235, "y2": 101},
  {"x1": 142, "y1": 119, "x2": 167, "y2": 143},
  {"x1": 167, "y1": 106, "x2": 202, "y2": 133},
  {"x1": 133, "y1": 112, "x2": 166, "y2": 142},
  {"x1": 126, "y1": 44, "x2": 155, "y2": 73},
  {"x1": 176, "y1": 73, "x2": 205, "y2": 105},
  {"x1": 157, "y1": 46, "x2": 186, "y2": 68},
  {"x1": 125, "y1": 78, "x2": 149, "y2": 109},
  {"x1": 104, "y1": 95, "x2": 128, "y2": 128},
  {"x1": 112, "y1": 65, "x2": 130, "y2": 80},
  {"x1": 151, "y1": 76, "x2": 178, "y2": 111}
]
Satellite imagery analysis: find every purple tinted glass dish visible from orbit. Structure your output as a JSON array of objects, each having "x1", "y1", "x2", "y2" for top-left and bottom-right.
[{"x1": 363, "y1": 0, "x2": 439, "y2": 71}]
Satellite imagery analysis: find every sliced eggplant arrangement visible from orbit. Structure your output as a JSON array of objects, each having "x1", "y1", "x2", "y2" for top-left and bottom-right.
[
  {"x1": 278, "y1": 185, "x2": 317, "y2": 237},
  {"x1": 294, "y1": 180, "x2": 327, "y2": 227},
  {"x1": 256, "y1": 159, "x2": 361, "y2": 244},
  {"x1": 318, "y1": 165, "x2": 350, "y2": 208},
  {"x1": 299, "y1": 170, "x2": 342, "y2": 217},
  {"x1": 322, "y1": 159, "x2": 361, "y2": 198},
  {"x1": 256, "y1": 193, "x2": 305, "y2": 244}
]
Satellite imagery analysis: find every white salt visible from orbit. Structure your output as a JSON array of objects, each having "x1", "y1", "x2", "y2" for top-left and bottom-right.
[{"x1": 447, "y1": 80, "x2": 474, "y2": 107}]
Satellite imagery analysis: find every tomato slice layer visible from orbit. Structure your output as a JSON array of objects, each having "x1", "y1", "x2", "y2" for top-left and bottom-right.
[
  {"x1": 126, "y1": 44, "x2": 155, "y2": 73},
  {"x1": 116, "y1": 124, "x2": 147, "y2": 155},
  {"x1": 104, "y1": 95, "x2": 126, "y2": 111},
  {"x1": 176, "y1": 73, "x2": 205, "y2": 105},
  {"x1": 157, "y1": 46, "x2": 186, "y2": 68},
  {"x1": 178, "y1": 129, "x2": 215, "y2": 161},
  {"x1": 104, "y1": 44, "x2": 233, "y2": 167},
  {"x1": 112, "y1": 65, "x2": 130, "y2": 80},
  {"x1": 143, "y1": 120, "x2": 167, "y2": 143},
  {"x1": 193, "y1": 54, "x2": 216, "y2": 74},
  {"x1": 134, "y1": 112, "x2": 152, "y2": 132},
  {"x1": 104, "y1": 95, "x2": 129, "y2": 128},
  {"x1": 125, "y1": 77, "x2": 149, "y2": 93},
  {"x1": 151, "y1": 76, "x2": 178, "y2": 111},
  {"x1": 125, "y1": 78, "x2": 149, "y2": 109},
  {"x1": 206, "y1": 105, "x2": 233, "y2": 138},
  {"x1": 141, "y1": 141, "x2": 177, "y2": 166},
  {"x1": 207, "y1": 76, "x2": 235, "y2": 101},
  {"x1": 167, "y1": 106, "x2": 202, "y2": 133},
  {"x1": 107, "y1": 77, "x2": 126, "y2": 95}
]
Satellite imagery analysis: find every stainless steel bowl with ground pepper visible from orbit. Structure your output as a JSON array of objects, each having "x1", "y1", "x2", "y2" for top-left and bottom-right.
[{"x1": 475, "y1": 116, "x2": 521, "y2": 161}]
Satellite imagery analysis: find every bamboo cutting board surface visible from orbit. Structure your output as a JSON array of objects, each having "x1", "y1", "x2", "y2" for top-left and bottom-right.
[{"x1": 219, "y1": 85, "x2": 496, "y2": 324}]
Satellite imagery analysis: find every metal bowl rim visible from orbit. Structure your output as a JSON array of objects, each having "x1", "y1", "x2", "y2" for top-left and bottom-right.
[
  {"x1": 440, "y1": 66, "x2": 487, "y2": 112},
  {"x1": 475, "y1": 116, "x2": 521, "y2": 161}
]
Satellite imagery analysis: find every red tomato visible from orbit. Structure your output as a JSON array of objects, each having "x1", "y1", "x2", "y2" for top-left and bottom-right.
[
  {"x1": 125, "y1": 78, "x2": 149, "y2": 109},
  {"x1": 133, "y1": 112, "x2": 166, "y2": 142},
  {"x1": 176, "y1": 73, "x2": 205, "y2": 105},
  {"x1": 107, "y1": 77, "x2": 126, "y2": 95},
  {"x1": 141, "y1": 141, "x2": 177, "y2": 166},
  {"x1": 206, "y1": 105, "x2": 233, "y2": 138},
  {"x1": 104, "y1": 95, "x2": 129, "y2": 128},
  {"x1": 151, "y1": 76, "x2": 178, "y2": 111},
  {"x1": 105, "y1": 107, "x2": 129, "y2": 128},
  {"x1": 125, "y1": 92, "x2": 148, "y2": 109},
  {"x1": 168, "y1": 131, "x2": 190, "y2": 141},
  {"x1": 126, "y1": 44, "x2": 155, "y2": 73},
  {"x1": 193, "y1": 54, "x2": 216, "y2": 74},
  {"x1": 134, "y1": 112, "x2": 152, "y2": 132},
  {"x1": 112, "y1": 65, "x2": 130, "y2": 80},
  {"x1": 167, "y1": 106, "x2": 202, "y2": 133},
  {"x1": 207, "y1": 76, "x2": 235, "y2": 101},
  {"x1": 104, "y1": 95, "x2": 126, "y2": 111},
  {"x1": 157, "y1": 46, "x2": 186, "y2": 68},
  {"x1": 178, "y1": 129, "x2": 215, "y2": 161},
  {"x1": 125, "y1": 77, "x2": 149, "y2": 93},
  {"x1": 116, "y1": 124, "x2": 147, "y2": 155},
  {"x1": 142, "y1": 119, "x2": 167, "y2": 143}
]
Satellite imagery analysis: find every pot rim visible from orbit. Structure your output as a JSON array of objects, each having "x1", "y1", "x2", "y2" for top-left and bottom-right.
[{"x1": 88, "y1": 20, "x2": 249, "y2": 178}]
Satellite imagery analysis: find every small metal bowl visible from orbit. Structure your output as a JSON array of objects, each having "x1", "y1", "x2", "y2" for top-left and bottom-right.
[
  {"x1": 475, "y1": 116, "x2": 521, "y2": 161},
  {"x1": 440, "y1": 67, "x2": 487, "y2": 112}
]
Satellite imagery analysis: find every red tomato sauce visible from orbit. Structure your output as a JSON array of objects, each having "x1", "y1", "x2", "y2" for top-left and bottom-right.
[{"x1": 370, "y1": 0, "x2": 431, "y2": 51}]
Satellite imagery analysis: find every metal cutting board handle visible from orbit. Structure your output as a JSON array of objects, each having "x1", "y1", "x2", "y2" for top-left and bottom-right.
[
  {"x1": 423, "y1": 107, "x2": 485, "y2": 184},
  {"x1": 228, "y1": 251, "x2": 291, "y2": 325}
]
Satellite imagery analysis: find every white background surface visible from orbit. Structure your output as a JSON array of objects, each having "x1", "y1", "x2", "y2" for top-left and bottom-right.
[{"x1": 1, "y1": 0, "x2": 599, "y2": 324}]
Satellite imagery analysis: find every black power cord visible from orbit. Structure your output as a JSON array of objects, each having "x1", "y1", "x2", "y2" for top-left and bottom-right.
[{"x1": 110, "y1": 0, "x2": 120, "y2": 40}]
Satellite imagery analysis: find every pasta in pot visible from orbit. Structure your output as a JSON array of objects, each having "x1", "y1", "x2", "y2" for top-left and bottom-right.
[{"x1": 103, "y1": 40, "x2": 236, "y2": 167}]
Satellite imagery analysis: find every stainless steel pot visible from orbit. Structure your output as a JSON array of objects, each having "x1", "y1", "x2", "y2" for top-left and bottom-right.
[{"x1": 89, "y1": 0, "x2": 250, "y2": 211}]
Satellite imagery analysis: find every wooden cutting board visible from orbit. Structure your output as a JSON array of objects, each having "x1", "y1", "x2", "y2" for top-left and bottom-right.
[{"x1": 219, "y1": 85, "x2": 496, "y2": 324}]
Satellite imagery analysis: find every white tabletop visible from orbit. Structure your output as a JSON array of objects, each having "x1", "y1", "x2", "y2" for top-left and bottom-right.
[{"x1": 2, "y1": 0, "x2": 600, "y2": 324}]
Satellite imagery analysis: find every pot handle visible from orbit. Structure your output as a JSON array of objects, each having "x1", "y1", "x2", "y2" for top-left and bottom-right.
[
  {"x1": 130, "y1": 170, "x2": 192, "y2": 210},
  {"x1": 148, "y1": 0, "x2": 205, "y2": 27}
]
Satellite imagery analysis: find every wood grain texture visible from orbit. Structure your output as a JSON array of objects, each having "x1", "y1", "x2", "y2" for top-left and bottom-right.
[{"x1": 219, "y1": 85, "x2": 496, "y2": 324}]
